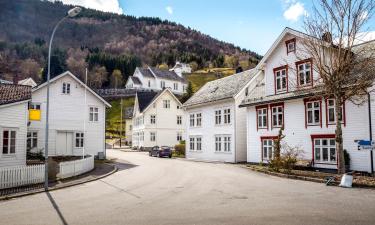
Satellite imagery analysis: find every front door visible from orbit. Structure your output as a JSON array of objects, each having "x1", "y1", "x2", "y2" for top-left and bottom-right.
[{"x1": 56, "y1": 132, "x2": 73, "y2": 155}]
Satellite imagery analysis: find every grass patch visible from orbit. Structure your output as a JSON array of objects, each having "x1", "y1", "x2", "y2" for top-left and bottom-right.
[
  {"x1": 187, "y1": 69, "x2": 235, "y2": 92},
  {"x1": 106, "y1": 97, "x2": 134, "y2": 137}
]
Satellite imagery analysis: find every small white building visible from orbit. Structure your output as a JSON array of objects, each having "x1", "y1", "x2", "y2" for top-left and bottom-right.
[
  {"x1": 0, "y1": 84, "x2": 31, "y2": 167},
  {"x1": 132, "y1": 88, "x2": 185, "y2": 149},
  {"x1": 240, "y1": 27, "x2": 375, "y2": 173},
  {"x1": 28, "y1": 71, "x2": 111, "y2": 158},
  {"x1": 183, "y1": 69, "x2": 260, "y2": 163},
  {"x1": 18, "y1": 78, "x2": 37, "y2": 88},
  {"x1": 125, "y1": 67, "x2": 188, "y2": 95},
  {"x1": 170, "y1": 61, "x2": 192, "y2": 76}
]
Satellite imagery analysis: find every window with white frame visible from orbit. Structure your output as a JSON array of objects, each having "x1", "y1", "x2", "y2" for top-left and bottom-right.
[
  {"x1": 177, "y1": 132, "x2": 182, "y2": 141},
  {"x1": 314, "y1": 138, "x2": 336, "y2": 163},
  {"x1": 224, "y1": 136, "x2": 231, "y2": 152},
  {"x1": 189, "y1": 136, "x2": 202, "y2": 151},
  {"x1": 189, "y1": 114, "x2": 195, "y2": 127},
  {"x1": 257, "y1": 107, "x2": 267, "y2": 129},
  {"x1": 2, "y1": 130, "x2": 16, "y2": 154},
  {"x1": 27, "y1": 131, "x2": 38, "y2": 150},
  {"x1": 177, "y1": 115, "x2": 182, "y2": 125},
  {"x1": 271, "y1": 105, "x2": 283, "y2": 128},
  {"x1": 189, "y1": 137, "x2": 195, "y2": 151},
  {"x1": 75, "y1": 132, "x2": 84, "y2": 148},
  {"x1": 223, "y1": 109, "x2": 231, "y2": 124},
  {"x1": 215, "y1": 136, "x2": 222, "y2": 152},
  {"x1": 62, "y1": 82, "x2": 71, "y2": 94},
  {"x1": 150, "y1": 115, "x2": 156, "y2": 124},
  {"x1": 148, "y1": 80, "x2": 151, "y2": 87},
  {"x1": 215, "y1": 135, "x2": 232, "y2": 152},
  {"x1": 274, "y1": 68, "x2": 287, "y2": 93},
  {"x1": 173, "y1": 83, "x2": 178, "y2": 90},
  {"x1": 163, "y1": 100, "x2": 170, "y2": 108},
  {"x1": 89, "y1": 107, "x2": 99, "y2": 122},
  {"x1": 150, "y1": 132, "x2": 156, "y2": 142},
  {"x1": 215, "y1": 110, "x2": 222, "y2": 125},
  {"x1": 297, "y1": 61, "x2": 312, "y2": 86},
  {"x1": 140, "y1": 132, "x2": 144, "y2": 141},
  {"x1": 29, "y1": 103, "x2": 41, "y2": 110},
  {"x1": 262, "y1": 139, "x2": 274, "y2": 161},
  {"x1": 306, "y1": 101, "x2": 320, "y2": 126},
  {"x1": 286, "y1": 40, "x2": 296, "y2": 53},
  {"x1": 196, "y1": 113, "x2": 202, "y2": 126},
  {"x1": 245, "y1": 87, "x2": 249, "y2": 96},
  {"x1": 160, "y1": 81, "x2": 166, "y2": 88},
  {"x1": 327, "y1": 99, "x2": 343, "y2": 124},
  {"x1": 196, "y1": 137, "x2": 202, "y2": 151}
]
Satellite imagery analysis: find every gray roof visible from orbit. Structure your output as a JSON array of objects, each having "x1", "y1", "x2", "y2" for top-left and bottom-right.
[
  {"x1": 138, "y1": 67, "x2": 187, "y2": 83},
  {"x1": 137, "y1": 91, "x2": 162, "y2": 113},
  {"x1": 0, "y1": 84, "x2": 31, "y2": 106},
  {"x1": 130, "y1": 76, "x2": 142, "y2": 85},
  {"x1": 183, "y1": 69, "x2": 257, "y2": 107},
  {"x1": 0, "y1": 79, "x2": 13, "y2": 84},
  {"x1": 138, "y1": 68, "x2": 154, "y2": 78}
]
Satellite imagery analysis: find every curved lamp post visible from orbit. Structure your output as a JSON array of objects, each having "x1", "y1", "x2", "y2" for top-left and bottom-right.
[{"x1": 44, "y1": 6, "x2": 81, "y2": 191}]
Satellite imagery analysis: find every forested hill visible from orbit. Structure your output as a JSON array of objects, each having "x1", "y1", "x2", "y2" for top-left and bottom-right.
[{"x1": 0, "y1": 0, "x2": 261, "y2": 88}]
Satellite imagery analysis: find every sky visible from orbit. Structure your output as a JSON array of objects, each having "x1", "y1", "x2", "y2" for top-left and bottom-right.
[{"x1": 56, "y1": 0, "x2": 375, "y2": 55}]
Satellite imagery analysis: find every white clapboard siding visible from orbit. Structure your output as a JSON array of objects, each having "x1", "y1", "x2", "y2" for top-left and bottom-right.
[
  {"x1": 0, "y1": 164, "x2": 45, "y2": 189},
  {"x1": 57, "y1": 156, "x2": 94, "y2": 179}
]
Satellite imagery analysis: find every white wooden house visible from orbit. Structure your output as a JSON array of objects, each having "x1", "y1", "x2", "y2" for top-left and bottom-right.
[
  {"x1": 125, "y1": 67, "x2": 188, "y2": 95},
  {"x1": 18, "y1": 77, "x2": 37, "y2": 88},
  {"x1": 170, "y1": 61, "x2": 192, "y2": 76},
  {"x1": 183, "y1": 69, "x2": 260, "y2": 163},
  {"x1": 0, "y1": 84, "x2": 31, "y2": 167},
  {"x1": 132, "y1": 88, "x2": 185, "y2": 149},
  {"x1": 240, "y1": 27, "x2": 375, "y2": 172},
  {"x1": 28, "y1": 71, "x2": 111, "y2": 158}
]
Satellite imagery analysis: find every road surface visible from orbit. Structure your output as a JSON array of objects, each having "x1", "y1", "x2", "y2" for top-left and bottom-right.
[{"x1": 0, "y1": 150, "x2": 375, "y2": 225}]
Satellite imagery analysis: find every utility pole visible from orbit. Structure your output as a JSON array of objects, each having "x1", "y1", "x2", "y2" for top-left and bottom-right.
[{"x1": 120, "y1": 98, "x2": 123, "y2": 148}]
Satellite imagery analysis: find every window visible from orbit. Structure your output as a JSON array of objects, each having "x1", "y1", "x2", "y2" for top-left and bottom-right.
[
  {"x1": 29, "y1": 103, "x2": 41, "y2": 110},
  {"x1": 326, "y1": 99, "x2": 344, "y2": 125},
  {"x1": 215, "y1": 110, "x2": 222, "y2": 125},
  {"x1": 163, "y1": 100, "x2": 170, "y2": 108},
  {"x1": 313, "y1": 137, "x2": 336, "y2": 164},
  {"x1": 27, "y1": 131, "x2": 38, "y2": 150},
  {"x1": 196, "y1": 137, "x2": 202, "y2": 151},
  {"x1": 89, "y1": 107, "x2": 99, "y2": 122},
  {"x1": 189, "y1": 136, "x2": 202, "y2": 151},
  {"x1": 245, "y1": 87, "x2": 249, "y2": 97},
  {"x1": 196, "y1": 113, "x2": 202, "y2": 126},
  {"x1": 177, "y1": 115, "x2": 182, "y2": 125},
  {"x1": 215, "y1": 136, "x2": 222, "y2": 152},
  {"x1": 173, "y1": 83, "x2": 178, "y2": 90},
  {"x1": 271, "y1": 104, "x2": 284, "y2": 128},
  {"x1": 223, "y1": 109, "x2": 231, "y2": 124},
  {"x1": 297, "y1": 60, "x2": 312, "y2": 87},
  {"x1": 257, "y1": 107, "x2": 268, "y2": 129},
  {"x1": 224, "y1": 136, "x2": 231, "y2": 152},
  {"x1": 140, "y1": 132, "x2": 144, "y2": 141},
  {"x1": 150, "y1": 115, "x2": 156, "y2": 124},
  {"x1": 62, "y1": 82, "x2": 71, "y2": 94},
  {"x1": 190, "y1": 114, "x2": 195, "y2": 127},
  {"x1": 160, "y1": 81, "x2": 166, "y2": 88},
  {"x1": 305, "y1": 100, "x2": 321, "y2": 126},
  {"x1": 262, "y1": 138, "x2": 274, "y2": 161},
  {"x1": 148, "y1": 80, "x2": 151, "y2": 87},
  {"x1": 189, "y1": 137, "x2": 195, "y2": 151},
  {"x1": 2, "y1": 130, "x2": 16, "y2": 154},
  {"x1": 286, "y1": 38, "x2": 296, "y2": 54},
  {"x1": 75, "y1": 132, "x2": 84, "y2": 148},
  {"x1": 274, "y1": 66, "x2": 287, "y2": 93},
  {"x1": 150, "y1": 132, "x2": 156, "y2": 142},
  {"x1": 215, "y1": 135, "x2": 232, "y2": 152},
  {"x1": 177, "y1": 132, "x2": 182, "y2": 141}
]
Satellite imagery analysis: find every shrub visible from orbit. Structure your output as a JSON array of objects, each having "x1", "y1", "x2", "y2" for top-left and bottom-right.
[{"x1": 174, "y1": 143, "x2": 185, "y2": 156}]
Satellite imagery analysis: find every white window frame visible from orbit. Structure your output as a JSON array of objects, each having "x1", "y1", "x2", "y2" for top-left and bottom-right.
[
  {"x1": 271, "y1": 105, "x2": 283, "y2": 128},
  {"x1": 177, "y1": 115, "x2": 182, "y2": 125},
  {"x1": 196, "y1": 113, "x2": 202, "y2": 127},
  {"x1": 215, "y1": 135, "x2": 232, "y2": 152},
  {"x1": 27, "y1": 131, "x2": 38, "y2": 151},
  {"x1": 177, "y1": 132, "x2": 183, "y2": 142},
  {"x1": 262, "y1": 139, "x2": 274, "y2": 161},
  {"x1": 215, "y1": 110, "x2": 222, "y2": 125},
  {"x1": 275, "y1": 68, "x2": 287, "y2": 93},
  {"x1": 306, "y1": 101, "x2": 320, "y2": 126},
  {"x1": 223, "y1": 109, "x2": 231, "y2": 124},
  {"x1": 173, "y1": 83, "x2": 178, "y2": 90},
  {"x1": 189, "y1": 136, "x2": 202, "y2": 151},
  {"x1": 29, "y1": 103, "x2": 41, "y2": 110},
  {"x1": 314, "y1": 138, "x2": 336, "y2": 164},
  {"x1": 2, "y1": 129, "x2": 16, "y2": 155},
  {"x1": 150, "y1": 115, "x2": 156, "y2": 124},
  {"x1": 75, "y1": 132, "x2": 84, "y2": 148},
  {"x1": 287, "y1": 41, "x2": 295, "y2": 53},
  {"x1": 327, "y1": 99, "x2": 344, "y2": 124},
  {"x1": 189, "y1": 114, "x2": 195, "y2": 127},
  {"x1": 298, "y1": 62, "x2": 312, "y2": 86},
  {"x1": 150, "y1": 132, "x2": 156, "y2": 142},
  {"x1": 89, "y1": 107, "x2": 99, "y2": 122},
  {"x1": 62, "y1": 82, "x2": 71, "y2": 94},
  {"x1": 257, "y1": 108, "x2": 267, "y2": 129},
  {"x1": 160, "y1": 81, "x2": 166, "y2": 89},
  {"x1": 163, "y1": 100, "x2": 170, "y2": 109}
]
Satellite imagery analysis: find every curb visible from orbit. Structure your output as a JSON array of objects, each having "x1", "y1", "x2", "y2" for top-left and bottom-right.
[{"x1": 0, "y1": 163, "x2": 118, "y2": 201}]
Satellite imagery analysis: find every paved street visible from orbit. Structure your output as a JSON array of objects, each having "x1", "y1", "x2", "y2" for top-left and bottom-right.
[{"x1": 1, "y1": 150, "x2": 375, "y2": 225}]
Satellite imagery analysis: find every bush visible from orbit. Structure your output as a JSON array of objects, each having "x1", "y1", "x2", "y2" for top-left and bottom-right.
[
  {"x1": 269, "y1": 143, "x2": 303, "y2": 174},
  {"x1": 174, "y1": 143, "x2": 185, "y2": 156}
]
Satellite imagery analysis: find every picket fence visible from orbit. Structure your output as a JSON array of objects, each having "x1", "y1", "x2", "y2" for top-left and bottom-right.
[
  {"x1": 57, "y1": 155, "x2": 94, "y2": 179},
  {"x1": 0, "y1": 164, "x2": 45, "y2": 189}
]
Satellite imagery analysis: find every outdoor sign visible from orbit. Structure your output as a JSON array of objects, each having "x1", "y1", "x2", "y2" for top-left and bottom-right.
[{"x1": 357, "y1": 140, "x2": 375, "y2": 151}]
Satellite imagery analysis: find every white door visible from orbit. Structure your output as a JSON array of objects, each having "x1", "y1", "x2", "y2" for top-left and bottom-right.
[{"x1": 56, "y1": 132, "x2": 73, "y2": 155}]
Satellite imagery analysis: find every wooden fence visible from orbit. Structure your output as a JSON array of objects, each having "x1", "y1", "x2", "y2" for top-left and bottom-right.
[
  {"x1": 0, "y1": 164, "x2": 45, "y2": 189},
  {"x1": 57, "y1": 156, "x2": 94, "y2": 179}
]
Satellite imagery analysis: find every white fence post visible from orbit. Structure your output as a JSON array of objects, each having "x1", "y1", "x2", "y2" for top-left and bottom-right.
[
  {"x1": 0, "y1": 164, "x2": 45, "y2": 190},
  {"x1": 57, "y1": 155, "x2": 94, "y2": 179}
]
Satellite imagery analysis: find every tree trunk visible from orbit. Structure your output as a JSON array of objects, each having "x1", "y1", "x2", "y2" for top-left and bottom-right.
[{"x1": 335, "y1": 96, "x2": 345, "y2": 174}]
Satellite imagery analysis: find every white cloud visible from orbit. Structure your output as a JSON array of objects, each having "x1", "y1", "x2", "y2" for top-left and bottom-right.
[
  {"x1": 166, "y1": 6, "x2": 173, "y2": 15},
  {"x1": 283, "y1": 1, "x2": 307, "y2": 22},
  {"x1": 51, "y1": 0, "x2": 123, "y2": 14}
]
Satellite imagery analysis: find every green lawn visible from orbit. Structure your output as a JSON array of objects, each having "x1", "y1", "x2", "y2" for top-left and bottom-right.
[
  {"x1": 186, "y1": 68, "x2": 235, "y2": 92},
  {"x1": 106, "y1": 97, "x2": 134, "y2": 137}
]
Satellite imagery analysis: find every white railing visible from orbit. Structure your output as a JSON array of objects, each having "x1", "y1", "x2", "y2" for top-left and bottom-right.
[
  {"x1": 57, "y1": 156, "x2": 94, "y2": 179},
  {"x1": 0, "y1": 164, "x2": 45, "y2": 189}
]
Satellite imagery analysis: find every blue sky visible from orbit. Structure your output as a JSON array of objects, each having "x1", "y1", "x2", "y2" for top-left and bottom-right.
[{"x1": 58, "y1": 0, "x2": 375, "y2": 55}]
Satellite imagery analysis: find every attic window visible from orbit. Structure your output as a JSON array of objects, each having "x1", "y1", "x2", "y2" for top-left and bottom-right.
[
  {"x1": 211, "y1": 87, "x2": 219, "y2": 93},
  {"x1": 285, "y1": 38, "x2": 296, "y2": 54}
]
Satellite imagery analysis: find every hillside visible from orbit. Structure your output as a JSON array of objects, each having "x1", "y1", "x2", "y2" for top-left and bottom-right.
[{"x1": 0, "y1": 0, "x2": 261, "y2": 88}]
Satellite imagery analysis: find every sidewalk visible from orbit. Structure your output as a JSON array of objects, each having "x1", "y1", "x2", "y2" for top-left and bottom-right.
[{"x1": 0, "y1": 162, "x2": 117, "y2": 201}]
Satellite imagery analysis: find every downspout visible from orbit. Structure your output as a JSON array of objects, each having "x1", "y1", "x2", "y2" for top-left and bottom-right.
[
  {"x1": 368, "y1": 93, "x2": 374, "y2": 174},
  {"x1": 233, "y1": 97, "x2": 237, "y2": 163}
]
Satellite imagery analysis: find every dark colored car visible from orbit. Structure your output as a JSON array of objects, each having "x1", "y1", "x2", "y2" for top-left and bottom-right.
[{"x1": 149, "y1": 146, "x2": 172, "y2": 158}]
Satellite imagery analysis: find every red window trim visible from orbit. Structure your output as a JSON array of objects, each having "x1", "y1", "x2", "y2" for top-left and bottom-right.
[
  {"x1": 325, "y1": 98, "x2": 346, "y2": 127},
  {"x1": 256, "y1": 105, "x2": 269, "y2": 131},
  {"x1": 270, "y1": 102, "x2": 284, "y2": 129},
  {"x1": 273, "y1": 65, "x2": 289, "y2": 95},
  {"x1": 311, "y1": 134, "x2": 337, "y2": 166},
  {"x1": 296, "y1": 58, "x2": 313, "y2": 88},
  {"x1": 304, "y1": 97, "x2": 322, "y2": 128},
  {"x1": 260, "y1": 136, "x2": 278, "y2": 161},
  {"x1": 285, "y1": 38, "x2": 296, "y2": 54}
]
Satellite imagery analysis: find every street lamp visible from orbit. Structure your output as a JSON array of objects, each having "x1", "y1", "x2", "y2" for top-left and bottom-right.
[{"x1": 44, "y1": 6, "x2": 81, "y2": 191}]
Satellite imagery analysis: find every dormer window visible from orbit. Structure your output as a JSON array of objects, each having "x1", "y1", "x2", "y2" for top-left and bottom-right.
[
  {"x1": 273, "y1": 65, "x2": 288, "y2": 94},
  {"x1": 296, "y1": 59, "x2": 313, "y2": 87},
  {"x1": 62, "y1": 82, "x2": 71, "y2": 94},
  {"x1": 285, "y1": 38, "x2": 296, "y2": 54}
]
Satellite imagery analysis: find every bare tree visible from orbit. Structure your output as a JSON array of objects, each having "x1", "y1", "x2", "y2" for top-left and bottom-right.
[
  {"x1": 89, "y1": 66, "x2": 108, "y2": 88},
  {"x1": 303, "y1": 0, "x2": 375, "y2": 173}
]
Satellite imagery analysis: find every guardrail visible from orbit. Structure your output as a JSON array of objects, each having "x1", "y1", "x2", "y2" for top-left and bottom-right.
[
  {"x1": 57, "y1": 155, "x2": 94, "y2": 179},
  {"x1": 0, "y1": 164, "x2": 45, "y2": 189}
]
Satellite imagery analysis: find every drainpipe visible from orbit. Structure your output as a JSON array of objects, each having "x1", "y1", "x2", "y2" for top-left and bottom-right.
[
  {"x1": 234, "y1": 97, "x2": 237, "y2": 163},
  {"x1": 368, "y1": 93, "x2": 374, "y2": 174}
]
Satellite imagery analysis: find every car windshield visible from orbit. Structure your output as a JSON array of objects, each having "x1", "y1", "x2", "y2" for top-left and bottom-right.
[{"x1": 161, "y1": 146, "x2": 170, "y2": 150}]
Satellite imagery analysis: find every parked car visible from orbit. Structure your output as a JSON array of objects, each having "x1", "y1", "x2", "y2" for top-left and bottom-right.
[{"x1": 149, "y1": 146, "x2": 172, "y2": 158}]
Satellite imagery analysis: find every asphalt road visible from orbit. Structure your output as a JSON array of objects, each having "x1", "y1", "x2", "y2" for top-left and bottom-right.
[{"x1": 1, "y1": 150, "x2": 375, "y2": 225}]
